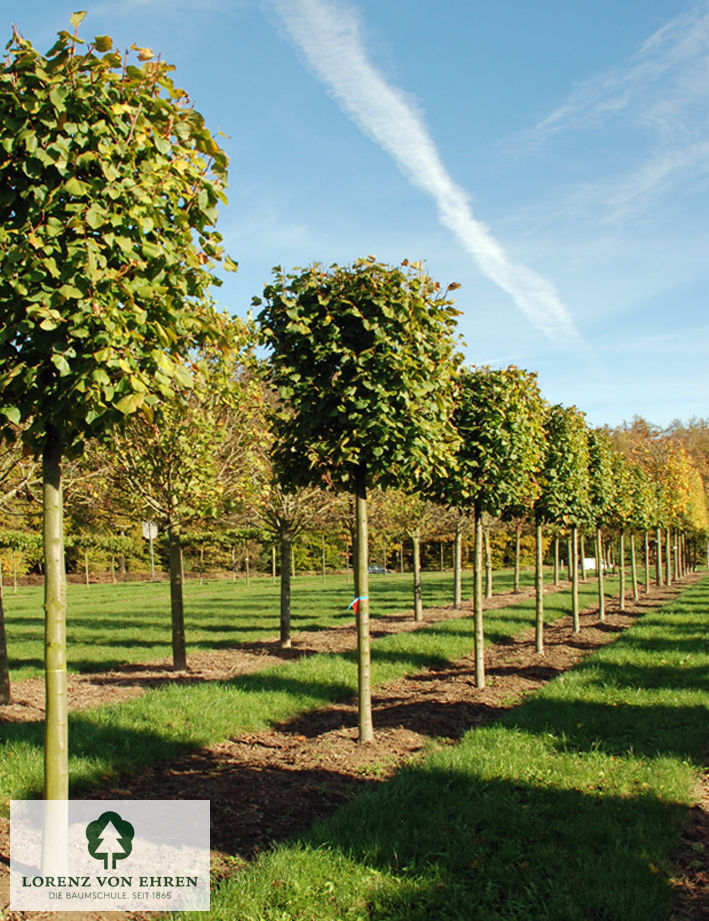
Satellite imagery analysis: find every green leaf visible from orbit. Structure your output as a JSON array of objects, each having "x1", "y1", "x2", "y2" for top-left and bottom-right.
[
  {"x1": 0, "y1": 406, "x2": 21, "y2": 425},
  {"x1": 70, "y1": 11, "x2": 87, "y2": 29},
  {"x1": 114, "y1": 392, "x2": 143, "y2": 415},
  {"x1": 93, "y1": 35, "x2": 113, "y2": 52}
]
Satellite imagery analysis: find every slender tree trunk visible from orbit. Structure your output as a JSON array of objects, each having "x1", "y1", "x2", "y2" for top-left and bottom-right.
[
  {"x1": 484, "y1": 527, "x2": 493, "y2": 600},
  {"x1": 473, "y1": 506, "x2": 485, "y2": 689},
  {"x1": 119, "y1": 529, "x2": 127, "y2": 576},
  {"x1": 535, "y1": 519, "x2": 544, "y2": 654},
  {"x1": 13, "y1": 551, "x2": 18, "y2": 593},
  {"x1": 355, "y1": 468, "x2": 373, "y2": 742},
  {"x1": 553, "y1": 535, "x2": 560, "y2": 586},
  {"x1": 572, "y1": 525, "x2": 580, "y2": 632},
  {"x1": 271, "y1": 544, "x2": 276, "y2": 583},
  {"x1": 567, "y1": 535, "x2": 573, "y2": 581},
  {"x1": 440, "y1": 541, "x2": 444, "y2": 573},
  {"x1": 656, "y1": 527, "x2": 663, "y2": 586},
  {"x1": 400, "y1": 543, "x2": 404, "y2": 575},
  {"x1": 674, "y1": 531, "x2": 680, "y2": 581},
  {"x1": 596, "y1": 527, "x2": 605, "y2": 622},
  {"x1": 665, "y1": 528, "x2": 672, "y2": 586},
  {"x1": 0, "y1": 561, "x2": 10, "y2": 704},
  {"x1": 43, "y1": 427, "x2": 68, "y2": 800},
  {"x1": 580, "y1": 532, "x2": 587, "y2": 582},
  {"x1": 199, "y1": 545, "x2": 204, "y2": 585},
  {"x1": 644, "y1": 530, "x2": 650, "y2": 593},
  {"x1": 279, "y1": 526, "x2": 292, "y2": 649},
  {"x1": 110, "y1": 551, "x2": 116, "y2": 584},
  {"x1": 514, "y1": 524, "x2": 521, "y2": 593},
  {"x1": 619, "y1": 531, "x2": 626, "y2": 612},
  {"x1": 84, "y1": 549, "x2": 89, "y2": 587},
  {"x1": 168, "y1": 517, "x2": 187, "y2": 670},
  {"x1": 244, "y1": 544, "x2": 250, "y2": 586},
  {"x1": 453, "y1": 518, "x2": 462, "y2": 610},
  {"x1": 630, "y1": 533, "x2": 639, "y2": 601},
  {"x1": 412, "y1": 531, "x2": 423, "y2": 622}
]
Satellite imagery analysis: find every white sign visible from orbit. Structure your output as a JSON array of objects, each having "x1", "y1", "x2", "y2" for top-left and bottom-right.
[
  {"x1": 10, "y1": 800, "x2": 210, "y2": 912},
  {"x1": 142, "y1": 521, "x2": 158, "y2": 540}
]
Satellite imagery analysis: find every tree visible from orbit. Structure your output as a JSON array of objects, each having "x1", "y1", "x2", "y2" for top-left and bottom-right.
[
  {"x1": 439, "y1": 366, "x2": 545, "y2": 684},
  {"x1": 257, "y1": 257, "x2": 461, "y2": 741},
  {"x1": 0, "y1": 19, "x2": 232, "y2": 797},
  {"x1": 587, "y1": 428, "x2": 616, "y2": 620},
  {"x1": 111, "y1": 319, "x2": 261, "y2": 668},
  {"x1": 537, "y1": 405, "x2": 591, "y2": 634}
]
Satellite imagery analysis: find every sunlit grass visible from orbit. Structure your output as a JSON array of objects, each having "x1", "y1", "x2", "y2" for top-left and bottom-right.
[{"x1": 173, "y1": 575, "x2": 709, "y2": 921}]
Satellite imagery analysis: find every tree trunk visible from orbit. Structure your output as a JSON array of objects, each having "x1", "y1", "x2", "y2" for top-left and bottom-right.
[
  {"x1": 84, "y1": 549, "x2": 89, "y2": 587},
  {"x1": 168, "y1": 518, "x2": 187, "y2": 670},
  {"x1": 665, "y1": 528, "x2": 672, "y2": 586},
  {"x1": 571, "y1": 525, "x2": 580, "y2": 633},
  {"x1": 567, "y1": 535, "x2": 573, "y2": 581},
  {"x1": 272, "y1": 544, "x2": 276, "y2": 583},
  {"x1": 355, "y1": 468, "x2": 373, "y2": 742},
  {"x1": 473, "y1": 506, "x2": 485, "y2": 689},
  {"x1": 553, "y1": 536, "x2": 560, "y2": 586},
  {"x1": 119, "y1": 529, "x2": 127, "y2": 576},
  {"x1": 535, "y1": 520, "x2": 544, "y2": 654},
  {"x1": 630, "y1": 533, "x2": 639, "y2": 601},
  {"x1": 513, "y1": 524, "x2": 521, "y2": 593},
  {"x1": 453, "y1": 518, "x2": 462, "y2": 610},
  {"x1": 484, "y1": 527, "x2": 493, "y2": 600},
  {"x1": 440, "y1": 541, "x2": 444, "y2": 573},
  {"x1": 279, "y1": 526, "x2": 292, "y2": 649},
  {"x1": 0, "y1": 561, "x2": 10, "y2": 704},
  {"x1": 619, "y1": 531, "x2": 626, "y2": 612},
  {"x1": 412, "y1": 531, "x2": 423, "y2": 622},
  {"x1": 596, "y1": 527, "x2": 605, "y2": 622},
  {"x1": 580, "y1": 532, "x2": 587, "y2": 583},
  {"x1": 43, "y1": 427, "x2": 68, "y2": 800},
  {"x1": 656, "y1": 527, "x2": 663, "y2": 586},
  {"x1": 644, "y1": 530, "x2": 650, "y2": 593}
]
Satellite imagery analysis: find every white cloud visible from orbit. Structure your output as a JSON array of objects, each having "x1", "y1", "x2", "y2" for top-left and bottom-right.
[
  {"x1": 267, "y1": 0, "x2": 581, "y2": 346},
  {"x1": 522, "y1": 1, "x2": 709, "y2": 219}
]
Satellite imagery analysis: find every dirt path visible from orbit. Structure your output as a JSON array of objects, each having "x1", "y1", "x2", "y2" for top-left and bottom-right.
[{"x1": 0, "y1": 574, "x2": 706, "y2": 920}]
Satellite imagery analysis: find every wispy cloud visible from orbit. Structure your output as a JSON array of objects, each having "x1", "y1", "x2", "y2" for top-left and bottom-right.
[
  {"x1": 267, "y1": 0, "x2": 581, "y2": 346},
  {"x1": 522, "y1": 1, "x2": 709, "y2": 219}
]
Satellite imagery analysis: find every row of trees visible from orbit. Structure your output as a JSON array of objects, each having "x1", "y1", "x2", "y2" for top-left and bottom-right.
[{"x1": 0, "y1": 21, "x2": 707, "y2": 796}]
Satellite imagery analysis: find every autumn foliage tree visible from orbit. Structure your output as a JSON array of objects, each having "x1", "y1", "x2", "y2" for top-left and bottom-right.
[{"x1": 0, "y1": 17, "x2": 232, "y2": 796}]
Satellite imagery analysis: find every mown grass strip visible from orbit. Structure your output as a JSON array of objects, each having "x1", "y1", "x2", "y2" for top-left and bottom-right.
[
  {"x1": 0, "y1": 578, "x2": 612, "y2": 806},
  {"x1": 4, "y1": 569, "x2": 539, "y2": 679},
  {"x1": 177, "y1": 575, "x2": 709, "y2": 921}
]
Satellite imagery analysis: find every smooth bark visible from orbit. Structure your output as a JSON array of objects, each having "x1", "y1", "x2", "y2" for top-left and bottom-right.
[
  {"x1": 619, "y1": 531, "x2": 626, "y2": 612},
  {"x1": 553, "y1": 536, "x2": 560, "y2": 586},
  {"x1": 596, "y1": 527, "x2": 605, "y2": 622},
  {"x1": 571, "y1": 525, "x2": 580, "y2": 633},
  {"x1": 43, "y1": 428, "x2": 68, "y2": 800},
  {"x1": 665, "y1": 528, "x2": 672, "y2": 586},
  {"x1": 412, "y1": 532, "x2": 423, "y2": 622},
  {"x1": 473, "y1": 507, "x2": 485, "y2": 688},
  {"x1": 355, "y1": 469, "x2": 373, "y2": 742},
  {"x1": 279, "y1": 526, "x2": 292, "y2": 648},
  {"x1": 535, "y1": 520, "x2": 544, "y2": 653},
  {"x1": 630, "y1": 533, "x2": 639, "y2": 601},
  {"x1": 168, "y1": 518, "x2": 187, "y2": 670},
  {"x1": 656, "y1": 527, "x2": 663, "y2": 586},
  {"x1": 644, "y1": 530, "x2": 650, "y2": 593},
  {"x1": 484, "y1": 527, "x2": 493, "y2": 600}
]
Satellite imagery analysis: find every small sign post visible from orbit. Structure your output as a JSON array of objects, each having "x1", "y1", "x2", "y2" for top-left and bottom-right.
[{"x1": 141, "y1": 522, "x2": 158, "y2": 581}]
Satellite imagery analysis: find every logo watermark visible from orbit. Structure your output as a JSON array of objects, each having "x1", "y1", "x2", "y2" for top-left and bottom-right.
[{"x1": 10, "y1": 800, "x2": 210, "y2": 911}]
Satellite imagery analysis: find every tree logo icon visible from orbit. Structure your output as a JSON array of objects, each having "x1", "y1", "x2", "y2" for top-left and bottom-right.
[{"x1": 85, "y1": 811, "x2": 135, "y2": 869}]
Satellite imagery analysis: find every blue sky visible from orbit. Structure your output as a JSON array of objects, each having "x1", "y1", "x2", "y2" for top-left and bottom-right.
[{"x1": 5, "y1": 0, "x2": 708, "y2": 428}]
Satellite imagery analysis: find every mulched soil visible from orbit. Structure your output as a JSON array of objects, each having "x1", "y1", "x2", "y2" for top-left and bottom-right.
[{"x1": 0, "y1": 574, "x2": 706, "y2": 920}]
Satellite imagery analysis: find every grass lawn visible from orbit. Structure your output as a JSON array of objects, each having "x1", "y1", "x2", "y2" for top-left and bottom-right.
[
  {"x1": 0, "y1": 576, "x2": 617, "y2": 806},
  {"x1": 2, "y1": 567, "x2": 544, "y2": 680},
  {"x1": 173, "y1": 574, "x2": 709, "y2": 921}
]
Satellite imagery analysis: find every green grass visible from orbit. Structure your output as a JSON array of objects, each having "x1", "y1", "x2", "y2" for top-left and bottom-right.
[
  {"x1": 172, "y1": 574, "x2": 709, "y2": 921},
  {"x1": 3, "y1": 567, "x2": 546, "y2": 680},
  {"x1": 0, "y1": 576, "x2": 612, "y2": 805}
]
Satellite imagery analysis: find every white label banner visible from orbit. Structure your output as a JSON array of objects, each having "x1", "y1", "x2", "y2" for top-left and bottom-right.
[{"x1": 10, "y1": 800, "x2": 210, "y2": 911}]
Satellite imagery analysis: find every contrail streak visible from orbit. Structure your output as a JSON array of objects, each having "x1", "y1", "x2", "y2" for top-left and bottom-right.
[{"x1": 268, "y1": 0, "x2": 581, "y2": 345}]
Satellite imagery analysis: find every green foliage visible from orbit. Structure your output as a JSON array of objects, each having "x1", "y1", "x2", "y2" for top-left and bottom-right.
[
  {"x1": 588, "y1": 428, "x2": 616, "y2": 526},
  {"x1": 0, "y1": 22, "x2": 231, "y2": 453},
  {"x1": 537, "y1": 404, "x2": 591, "y2": 526},
  {"x1": 440, "y1": 365, "x2": 546, "y2": 516},
  {"x1": 257, "y1": 257, "x2": 462, "y2": 492}
]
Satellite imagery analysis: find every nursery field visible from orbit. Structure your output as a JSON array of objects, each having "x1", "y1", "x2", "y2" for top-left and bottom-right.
[
  {"x1": 1, "y1": 570, "x2": 707, "y2": 920},
  {"x1": 2, "y1": 567, "x2": 545, "y2": 680}
]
